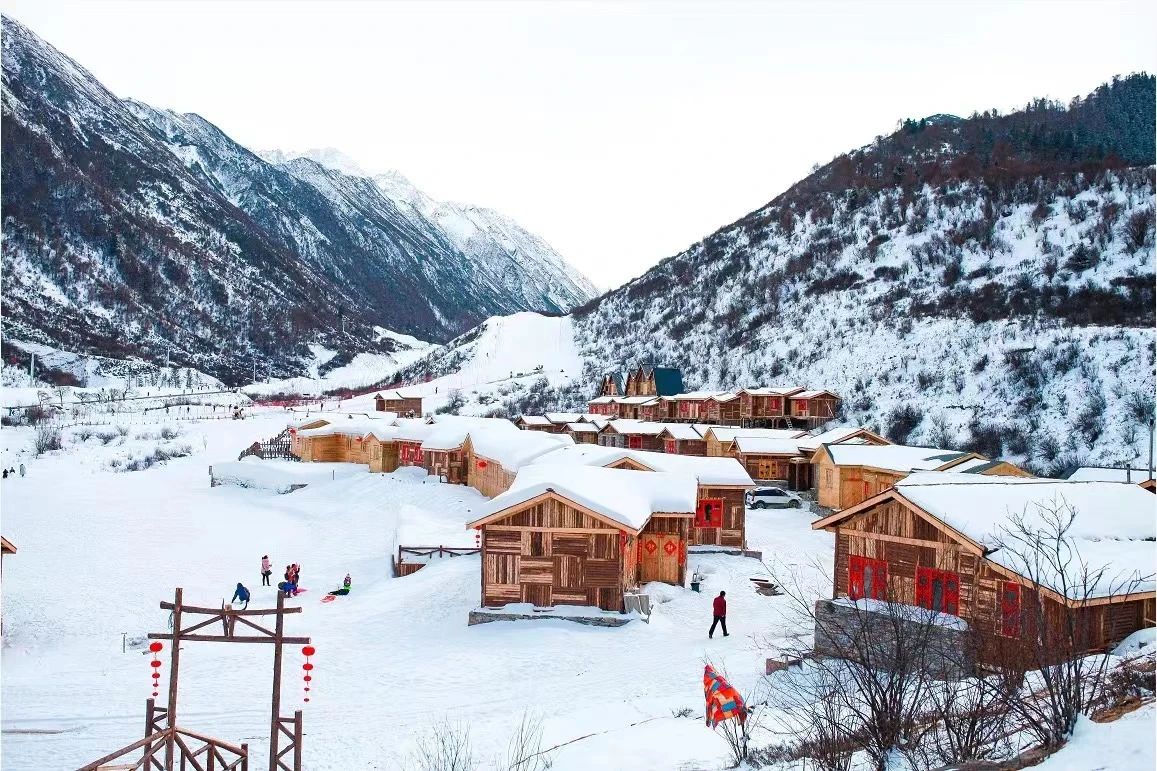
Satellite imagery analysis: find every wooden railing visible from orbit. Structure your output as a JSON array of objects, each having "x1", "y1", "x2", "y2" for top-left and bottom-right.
[
  {"x1": 393, "y1": 545, "x2": 480, "y2": 577},
  {"x1": 238, "y1": 430, "x2": 298, "y2": 462},
  {"x1": 78, "y1": 723, "x2": 248, "y2": 771}
]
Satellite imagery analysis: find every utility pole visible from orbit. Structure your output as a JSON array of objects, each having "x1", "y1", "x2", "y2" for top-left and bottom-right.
[
  {"x1": 1148, "y1": 418, "x2": 1154, "y2": 482},
  {"x1": 29, "y1": 353, "x2": 35, "y2": 382}
]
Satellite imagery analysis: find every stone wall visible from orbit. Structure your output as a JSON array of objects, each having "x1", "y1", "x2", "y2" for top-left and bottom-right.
[{"x1": 813, "y1": 598, "x2": 974, "y2": 680}]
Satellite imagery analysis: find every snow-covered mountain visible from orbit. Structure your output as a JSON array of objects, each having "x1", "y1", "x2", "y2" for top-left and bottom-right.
[
  {"x1": 0, "y1": 17, "x2": 595, "y2": 384},
  {"x1": 260, "y1": 148, "x2": 599, "y2": 311},
  {"x1": 401, "y1": 76, "x2": 1157, "y2": 475}
]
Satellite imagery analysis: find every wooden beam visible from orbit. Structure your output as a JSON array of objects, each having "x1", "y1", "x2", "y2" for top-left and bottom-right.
[
  {"x1": 844, "y1": 530, "x2": 961, "y2": 551},
  {"x1": 485, "y1": 525, "x2": 620, "y2": 534},
  {"x1": 75, "y1": 729, "x2": 170, "y2": 771},
  {"x1": 148, "y1": 634, "x2": 311, "y2": 645},
  {"x1": 166, "y1": 588, "x2": 182, "y2": 771},
  {"x1": 160, "y1": 602, "x2": 301, "y2": 617},
  {"x1": 173, "y1": 726, "x2": 247, "y2": 757}
]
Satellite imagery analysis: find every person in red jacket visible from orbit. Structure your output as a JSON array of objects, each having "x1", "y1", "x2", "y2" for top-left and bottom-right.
[{"x1": 709, "y1": 591, "x2": 728, "y2": 638}]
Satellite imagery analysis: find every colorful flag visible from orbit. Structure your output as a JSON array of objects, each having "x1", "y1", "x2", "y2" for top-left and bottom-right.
[{"x1": 703, "y1": 664, "x2": 746, "y2": 727}]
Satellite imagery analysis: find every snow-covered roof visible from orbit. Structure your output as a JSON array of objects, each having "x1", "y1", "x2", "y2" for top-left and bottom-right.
[
  {"x1": 298, "y1": 418, "x2": 390, "y2": 438},
  {"x1": 565, "y1": 422, "x2": 599, "y2": 433},
  {"x1": 671, "y1": 390, "x2": 729, "y2": 400},
  {"x1": 604, "y1": 420, "x2": 666, "y2": 435},
  {"x1": 588, "y1": 417, "x2": 610, "y2": 429},
  {"x1": 376, "y1": 389, "x2": 422, "y2": 400},
  {"x1": 894, "y1": 473, "x2": 1157, "y2": 599},
  {"x1": 287, "y1": 417, "x2": 332, "y2": 430},
  {"x1": 659, "y1": 423, "x2": 714, "y2": 440},
  {"x1": 1066, "y1": 467, "x2": 1155, "y2": 484},
  {"x1": 471, "y1": 464, "x2": 698, "y2": 531},
  {"x1": 615, "y1": 396, "x2": 660, "y2": 405},
  {"x1": 823, "y1": 444, "x2": 970, "y2": 472},
  {"x1": 517, "y1": 415, "x2": 553, "y2": 426},
  {"x1": 708, "y1": 392, "x2": 739, "y2": 402},
  {"x1": 943, "y1": 457, "x2": 1000, "y2": 473},
  {"x1": 421, "y1": 424, "x2": 473, "y2": 451},
  {"x1": 705, "y1": 427, "x2": 808, "y2": 443},
  {"x1": 740, "y1": 386, "x2": 805, "y2": 396},
  {"x1": 588, "y1": 396, "x2": 617, "y2": 404},
  {"x1": 470, "y1": 428, "x2": 574, "y2": 469},
  {"x1": 394, "y1": 420, "x2": 434, "y2": 442},
  {"x1": 792, "y1": 389, "x2": 837, "y2": 399},
  {"x1": 362, "y1": 425, "x2": 400, "y2": 441},
  {"x1": 545, "y1": 412, "x2": 583, "y2": 424},
  {"x1": 530, "y1": 444, "x2": 754, "y2": 487},
  {"x1": 734, "y1": 437, "x2": 805, "y2": 456},
  {"x1": 796, "y1": 425, "x2": 880, "y2": 452}
]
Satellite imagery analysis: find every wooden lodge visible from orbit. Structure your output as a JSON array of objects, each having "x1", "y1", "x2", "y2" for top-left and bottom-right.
[
  {"x1": 733, "y1": 436, "x2": 812, "y2": 489},
  {"x1": 565, "y1": 422, "x2": 600, "y2": 444},
  {"x1": 787, "y1": 390, "x2": 841, "y2": 428},
  {"x1": 811, "y1": 474, "x2": 1157, "y2": 667},
  {"x1": 375, "y1": 390, "x2": 424, "y2": 418},
  {"x1": 658, "y1": 424, "x2": 714, "y2": 456},
  {"x1": 516, "y1": 415, "x2": 555, "y2": 432},
  {"x1": 589, "y1": 366, "x2": 684, "y2": 414},
  {"x1": 597, "y1": 420, "x2": 666, "y2": 451},
  {"x1": 526, "y1": 444, "x2": 755, "y2": 548},
  {"x1": 465, "y1": 428, "x2": 574, "y2": 498},
  {"x1": 737, "y1": 387, "x2": 803, "y2": 426},
  {"x1": 467, "y1": 465, "x2": 699, "y2": 612},
  {"x1": 623, "y1": 365, "x2": 685, "y2": 398},
  {"x1": 516, "y1": 413, "x2": 588, "y2": 434},
  {"x1": 813, "y1": 444, "x2": 987, "y2": 511},
  {"x1": 364, "y1": 429, "x2": 400, "y2": 473},
  {"x1": 704, "y1": 426, "x2": 807, "y2": 459}
]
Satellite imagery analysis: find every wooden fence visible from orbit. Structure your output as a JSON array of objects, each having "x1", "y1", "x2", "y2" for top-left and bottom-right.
[{"x1": 393, "y1": 545, "x2": 480, "y2": 577}]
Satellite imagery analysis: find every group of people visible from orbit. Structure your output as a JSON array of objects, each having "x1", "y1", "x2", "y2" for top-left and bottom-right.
[
  {"x1": 1, "y1": 463, "x2": 25, "y2": 480},
  {"x1": 232, "y1": 555, "x2": 352, "y2": 609},
  {"x1": 278, "y1": 562, "x2": 303, "y2": 597}
]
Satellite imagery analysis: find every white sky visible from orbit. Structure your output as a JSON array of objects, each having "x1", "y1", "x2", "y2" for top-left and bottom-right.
[{"x1": 5, "y1": 1, "x2": 1155, "y2": 289}]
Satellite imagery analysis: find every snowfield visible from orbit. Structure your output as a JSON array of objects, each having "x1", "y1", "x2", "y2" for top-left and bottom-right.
[{"x1": 0, "y1": 407, "x2": 830, "y2": 770}]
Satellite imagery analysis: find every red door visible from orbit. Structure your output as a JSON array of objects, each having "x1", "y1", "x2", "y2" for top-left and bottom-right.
[
  {"x1": 628, "y1": 436, "x2": 642, "y2": 449},
  {"x1": 664, "y1": 439, "x2": 677, "y2": 454},
  {"x1": 849, "y1": 555, "x2": 888, "y2": 600},
  {"x1": 916, "y1": 567, "x2": 960, "y2": 615},
  {"x1": 1000, "y1": 581, "x2": 1021, "y2": 637}
]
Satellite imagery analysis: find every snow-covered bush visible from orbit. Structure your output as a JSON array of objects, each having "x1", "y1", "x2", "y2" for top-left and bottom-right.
[{"x1": 34, "y1": 425, "x2": 62, "y2": 455}]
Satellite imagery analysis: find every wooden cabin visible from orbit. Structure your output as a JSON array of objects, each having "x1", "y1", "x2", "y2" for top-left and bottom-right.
[
  {"x1": 701, "y1": 393, "x2": 741, "y2": 425},
  {"x1": 527, "y1": 444, "x2": 755, "y2": 548},
  {"x1": 421, "y1": 425, "x2": 477, "y2": 484},
  {"x1": 565, "y1": 423, "x2": 600, "y2": 444},
  {"x1": 623, "y1": 366, "x2": 684, "y2": 398},
  {"x1": 597, "y1": 420, "x2": 665, "y2": 451},
  {"x1": 938, "y1": 457, "x2": 1034, "y2": 477},
  {"x1": 586, "y1": 396, "x2": 619, "y2": 416},
  {"x1": 516, "y1": 415, "x2": 555, "y2": 432},
  {"x1": 375, "y1": 390, "x2": 424, "y2": 418},
  {"x1": 467, "y1": 465, "x2": 698, "y2": 612},
  {"x1": 466, "y1": 429, "x2": 574, "y2": 498},
  {"x1": 787, "y1": 390, "x2": 841, "y2": 429},
  {"x1": 704, "y1": 427, "x2": 807, "y2": 459},
  {"x1": 670, "y1": 391, "x2": 727, "y2": 422},
  {"x1": 812, "y1": 444, "x2": 983, "y2": 511},
  {"x1": 1066, "y1": 466, "x2": 1155, "y2": 484},
  {"x1": 597, "y1": 373, "x2": 624, "y2": 397},
  {"x1": 733, "y1": 436, "x2": 810, "y2": 489},
  {"x1": 1142, "y1": 478, "x2": 1156, "y2": 493},
  {"x1": 737, "y1": 387, "x2": 802, "y2": 425},
  {"x1": 364, "y1": 431, "x2": 400, "y2": 473},
  {"x1": 658, "y1": 424, "x2": 714, "y2": 456},
  {"x1": 287, "y1": 418, "x2": 331, "y2": 458},
  {"x1": 811, "y1": 474, "x2": 1156, "y2": 667}
]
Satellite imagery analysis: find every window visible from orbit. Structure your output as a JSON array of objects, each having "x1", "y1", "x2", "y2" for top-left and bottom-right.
[
  {"x1": 696, "y1": 498, "x2": 723, "y2": 528},
  {"x1": 999, "y1": 581, "x2": 1021, "y2": 637},
  {"x1": 848, "y1": 555, "x2": 888, "y2": 600},
  {"x1": 824, "y1": 468, "x2": 834, "y2": 486},
  {"x1": 916, "y1": 567, "x2": 960, "y2": 615},
  {"x1": 664, "y1": 439, "x2": 677, "y2": 454},
  {"x1": 628, "y1": 435, "x2": 643, "y2": 450}
]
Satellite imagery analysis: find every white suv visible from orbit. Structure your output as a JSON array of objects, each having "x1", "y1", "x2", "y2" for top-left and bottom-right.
[{"x1": 745, "y1": 486, "x2": 803, "y2": 509}]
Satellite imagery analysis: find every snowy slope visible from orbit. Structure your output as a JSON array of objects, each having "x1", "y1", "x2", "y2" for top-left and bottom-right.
[{"x1": 262, "y1": 148, "x2": 598, "y2": 312}]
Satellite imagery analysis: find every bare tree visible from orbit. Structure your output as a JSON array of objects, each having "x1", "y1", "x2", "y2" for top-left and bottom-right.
[
  {"x1": 498, "y1": 712, "x2": 553, "y2": 771},
  {"x1": 978, "y1": 498, "x2": 1152, "y2": 748},
  {"x1": 410, "y1": 719, "x2": 475, "y2": 771}
]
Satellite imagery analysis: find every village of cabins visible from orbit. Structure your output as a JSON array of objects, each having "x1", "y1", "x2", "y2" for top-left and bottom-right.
[{"x1": 262, "y1": 364, "x2": 1154, "y2": 656}]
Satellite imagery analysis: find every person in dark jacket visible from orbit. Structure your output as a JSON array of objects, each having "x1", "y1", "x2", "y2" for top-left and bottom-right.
[
  {"x1": 328, "y1": 574, "x2": 352, "y2": 596},
  {"x1": 231, "y1": 582, "x2": 251, "y2": 610},
  {"x1": 709, "y1": 591, "x2": 728, "y2": 638}
]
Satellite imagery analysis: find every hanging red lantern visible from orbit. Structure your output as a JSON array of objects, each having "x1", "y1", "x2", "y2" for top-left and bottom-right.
[
  {"x1": 301, "y1": 645, "x2": 316, "y2": 704},
  {"x1": 150, "y1": 660, "x2": 163, "y2": 668},
  {"x1": 149, "y1": 642, "x2": 163, "y2": 653},
  {"x1": 304, "y1": 675, "x2": 312, "y2": 682},
  {"x1": 477, "y1": 460, "x2": 488, "y2": 469},
  {"x1": 302, "y1": 645, "x2": 316, "y2": 656}
]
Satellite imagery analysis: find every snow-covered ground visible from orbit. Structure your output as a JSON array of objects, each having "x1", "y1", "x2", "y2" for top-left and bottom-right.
[
  {"x1": 0, "y1": 405, "x2": 830, "y2": 770},
  {"x1": 2, "y1": 402, "x2": 1153, "y2": 769}
]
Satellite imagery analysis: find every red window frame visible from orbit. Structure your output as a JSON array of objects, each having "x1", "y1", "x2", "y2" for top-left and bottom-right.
[
  {"x1": 999, "y1": 581, "x2": 1021, "y2": 637},
  {"x1": 664, "y1": 439, "x2": 677, "y2": 454},
  {"x1": 915, "y1": 567, "x2": 960, "y2": 616},
  {"x1": 848, "y1": 555, "x2": 888, "y2": 601},
  {"x1": 628, "y1": 435, "x2": 643, "y2": 449},
  {"x1": 695, "y1": 498, "x2": 723, "y2": 528},
  {"x1": 768, "y1": 397, "x2": 781, "y2": 413}
]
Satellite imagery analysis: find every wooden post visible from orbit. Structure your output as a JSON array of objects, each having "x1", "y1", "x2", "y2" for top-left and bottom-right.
[
  {"x1": 144, "y1": 698, "x2": 157, "y2": 770},
  {"x1": 268, "y1": 590, "x2": 285, "y2": 771},
  {"x1": 293, "y1": 710, "x2": 303, "y2": 771},
  {"x1": 166, "y1": 588, "x2": 183, "y2": 771}
]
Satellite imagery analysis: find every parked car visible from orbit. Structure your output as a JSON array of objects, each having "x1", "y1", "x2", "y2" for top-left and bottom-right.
[{"x1": 745, "y1": 486, "x2": 802, "y2": 509}]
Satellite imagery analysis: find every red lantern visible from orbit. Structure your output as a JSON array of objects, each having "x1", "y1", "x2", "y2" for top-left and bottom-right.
[
  {"x1": 150, "y1": 660, "x2": 163, "y2": 668},
  {"x1": 303, "y1": 663, "x2": 313, "y2": 670},
  {"x1": 302, "y1": 645, "x2": 316, "y2": 656},
  {"x1": 149, "y1": 642, "x2": 163, "y2": 653},
  {"x1": 304, "y1": 675, "x2": 312, "y2": 682},
  {"x1": 477, "y1": 460, "x2": 488, "y2": 469}
]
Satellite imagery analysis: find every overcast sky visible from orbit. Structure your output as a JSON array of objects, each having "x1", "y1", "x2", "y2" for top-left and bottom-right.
[{"x1": 6, "y1": 1, "x2": 1155, "y2": 289}]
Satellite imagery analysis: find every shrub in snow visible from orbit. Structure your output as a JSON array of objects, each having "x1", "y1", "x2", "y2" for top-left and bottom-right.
[
  {"x1": 159, "y1": 425, "x2": 180, "y2": 440},
  {"x1": 115, "y1": 425, "x2": 129, "y2": 437},
  {"x1": 34, "y1": 425, "x2": 63, "y2": 455},
  {"x1": 97, "y1": 432, "x2": 117, "y2": 445},
  {"x1": 409, "y1": 719, "x2": 474, "y2": 771},
  {"x1": 74, "y1": 428, "x2": 94, "y2": 442}
]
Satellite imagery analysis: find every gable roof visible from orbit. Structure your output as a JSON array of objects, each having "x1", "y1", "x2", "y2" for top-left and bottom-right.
[
  {"x1": 1, "y1": 536, "x2": 16, "y2": 554},
  {"x1": 658, "y1": 423, "x2": 716, "y2": 441},
  {"x1": 377, "y1": 389, "x2": 422, "y2": 401},
  {"x1": 517, "y1": 415, "x2": 553, "y2": 427},
  {"x1": 819, "y1": 443, "x2": 973, "y2": 473},
  {"x1": 544, "y1": 412, "x2": 583, "y2": 424},
  {"x1": 704, "y1": 426, "x2": 808, "y2": 443},
  {"x1": 565, "y1": 422, "x2": 600, "y2": 433},
  {"x1": 531, "y1": 444, "x2": 755, "y2": 487},
  {"x1": 796, "y1": 426, "x2": 889, "y2": 453},
  {"x1": 602, "y1": 372, "x2": 624, "y2": 394},
  {"x1": 602, "y1": 419, "x2": 667, "y2": 436},
  {"x1": 734, "y1": 436, "x2": 805, "y2": 456},
  {"x1": 815, "y1": 473, "x2": 1156, "y2": 601},
  {"x1": 467, "y1": 464, "x2": 697, "y2": 532},
  {"x1": 470, "y1": 428, "x2": 574, "y2": 468},
  {"x1": 738, "y1": 386, "x2": 805, "y2": 397},
  {"x1": 791, "y1": 389, "x2": 839, "y2": 400},
  {"x1": 640, "y1": 366, "x2": 684, "y2": 396}
]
